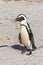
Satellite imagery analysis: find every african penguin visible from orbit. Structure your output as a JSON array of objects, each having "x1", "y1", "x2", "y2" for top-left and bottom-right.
[{"x1": 14, "y1": 14, "x2": 37, "y2": 55}]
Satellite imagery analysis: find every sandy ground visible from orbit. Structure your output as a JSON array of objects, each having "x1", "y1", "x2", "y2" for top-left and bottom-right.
[{"x1": 0, "y1": 1, "x2": 43, "y2": 65}]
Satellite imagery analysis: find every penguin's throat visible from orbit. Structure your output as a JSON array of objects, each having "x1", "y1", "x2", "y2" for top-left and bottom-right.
[{"x1": 21, "y1": 20, "x2": 27, "y2": 26}]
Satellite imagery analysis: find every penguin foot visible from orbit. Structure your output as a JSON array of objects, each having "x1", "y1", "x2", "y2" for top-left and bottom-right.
[
  {"x1": 26, "y1": 49, "x2": 32, "y2": 55},
  {"x1": 32, "y1": 46, "x2": 37, "y2": 51},
  {"x1": 34, "y1": 46, "x2": 37, "y2": 49},
  {"x1": 32, "y1": 45, "x2": 37, "y2": 50},
  {"x1": 32, "y1": 48, "x2": 35, "y2": 51}
]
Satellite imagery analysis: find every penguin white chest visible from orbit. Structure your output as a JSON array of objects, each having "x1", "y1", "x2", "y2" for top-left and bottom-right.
[{"x1": 20, "y1": 26, "x2": 30, "y2": 47}]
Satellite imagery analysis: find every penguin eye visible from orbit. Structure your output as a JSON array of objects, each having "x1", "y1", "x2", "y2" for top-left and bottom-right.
[
  {"x1": 20, "y1": 17, "x2": 25, "y2": 20},
  {"x1": 18, "y1": 16, "x2": 25, "y2": 22}
]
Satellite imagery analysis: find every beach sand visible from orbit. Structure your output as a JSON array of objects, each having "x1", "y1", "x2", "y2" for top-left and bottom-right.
[{"x1": 0, "y1": 1, "x2": 43, "y2": 65}]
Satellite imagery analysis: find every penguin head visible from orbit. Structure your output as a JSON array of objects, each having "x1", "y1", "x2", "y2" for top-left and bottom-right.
[{"x1": 15, "y1": 14, "x2": 27, "y2": 24}]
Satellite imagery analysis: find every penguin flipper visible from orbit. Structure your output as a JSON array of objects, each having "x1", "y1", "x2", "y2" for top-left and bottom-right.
[
  {"x1": 29, "y1": 30, "x2": 37, "y2": 50},
  {"x1": 18, "y1": 33, "x2": 22, "y2": 44},
  {"x1": 30, "y1": 33, "x2": 37, "y2": 50},
  {"x1": 27, "y1": 23, "x2": 37, "y2": 50}
]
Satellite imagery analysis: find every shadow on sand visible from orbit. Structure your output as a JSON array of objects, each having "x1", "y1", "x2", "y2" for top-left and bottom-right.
[
  {"x1": 11, "y1": 44, "x2": 30, "y2": 52},
  {"x1": 0, "y1": 44, "x2": 30, "y2": 52},
  {"x1": 0, "y1": 45, "x2": 9, "y2": 48}
]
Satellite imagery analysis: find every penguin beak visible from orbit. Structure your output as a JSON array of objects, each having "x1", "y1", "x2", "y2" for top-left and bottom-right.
[
  {"x1": 14, "y1": 17, "x2": 22, "y2": 22},
  {"x1": 14, "y1": 17, "x2": 19, "y2": 22}
]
